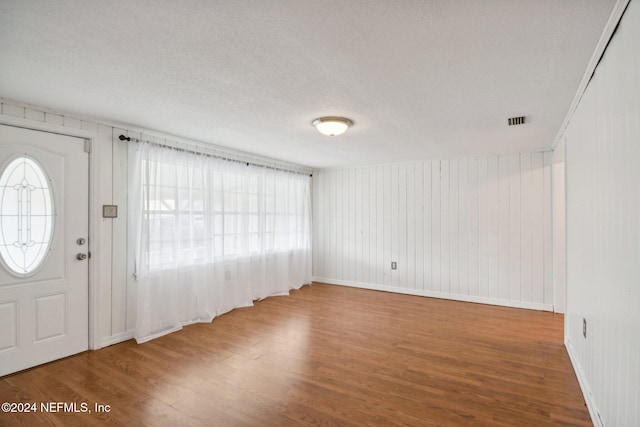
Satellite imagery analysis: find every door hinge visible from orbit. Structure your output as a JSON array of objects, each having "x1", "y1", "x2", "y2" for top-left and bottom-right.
[{"x1": 84, "y1": 139, "x2": 92, "y2": 153}]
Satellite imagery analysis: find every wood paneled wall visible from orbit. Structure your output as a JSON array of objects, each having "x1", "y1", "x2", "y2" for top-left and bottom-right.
[
  {"x1": 563, "y1": 0, "x2": 640, "y2": 425},
  {"x1": 313, "y1": 153, "x2": 553, "y2": 311}
]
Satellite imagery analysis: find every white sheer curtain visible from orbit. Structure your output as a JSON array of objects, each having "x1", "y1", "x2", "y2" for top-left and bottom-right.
[{"x1": 128, "y1": 141, "x2": 312, "y2": 343}]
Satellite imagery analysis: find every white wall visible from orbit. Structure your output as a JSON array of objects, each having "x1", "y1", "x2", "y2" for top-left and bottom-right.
[
  {"x1": 563, "y1": 0, "x2": 640, "y2": 425},
  {"x1": 313, "y1": 153, "x2": 553, "y2": 311}
]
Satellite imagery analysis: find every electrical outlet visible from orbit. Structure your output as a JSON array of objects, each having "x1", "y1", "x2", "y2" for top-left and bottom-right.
[
  {"x1": 391, "y1": 262, "x2": 397, "y2": 270},
  {"x1": 583, "y1": 318, "x2": 587, "y2": 338}
]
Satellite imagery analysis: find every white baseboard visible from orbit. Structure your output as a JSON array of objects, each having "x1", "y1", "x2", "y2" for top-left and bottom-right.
[
  {"x1": 100, "y1": 330, "x2": 135, "y2": 348},
  {"x1": 312, "y1": 277, "x2": 553, "y2": 312},
  {"x1": 565, "y1": 337, "x2": 603, "y2": 427}
]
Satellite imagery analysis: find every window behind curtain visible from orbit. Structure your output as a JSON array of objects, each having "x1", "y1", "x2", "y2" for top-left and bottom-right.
[
  {"x1": 140, "y1": 155, "x2": 311, "y2": 272},
  {"x1": 128, "y1": 141, "x2": 312, "y2": 343}
]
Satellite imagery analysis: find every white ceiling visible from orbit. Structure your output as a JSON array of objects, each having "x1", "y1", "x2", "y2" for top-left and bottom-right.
[{"x1": 0, "y1": 0, "x2": 616, "y2": 168}]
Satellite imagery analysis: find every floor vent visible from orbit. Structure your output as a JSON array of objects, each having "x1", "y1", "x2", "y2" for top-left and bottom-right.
[{"x1": 508, "y1": 116, "x2": 526, "y2": 126}]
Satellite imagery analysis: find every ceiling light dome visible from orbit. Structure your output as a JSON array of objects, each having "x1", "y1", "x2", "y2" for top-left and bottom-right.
[{"x1": 312, "y1": 117, "x2": 353, "y2": 137}]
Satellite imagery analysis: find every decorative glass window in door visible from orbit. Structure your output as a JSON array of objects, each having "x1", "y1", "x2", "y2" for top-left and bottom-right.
[{"x1": 0, "y1": 156, "x2": 54, "y2": 277}]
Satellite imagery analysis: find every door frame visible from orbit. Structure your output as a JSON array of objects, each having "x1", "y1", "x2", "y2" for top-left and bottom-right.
[{"x1": 0, "y1": 114, "x2": 101, "y2": 350}]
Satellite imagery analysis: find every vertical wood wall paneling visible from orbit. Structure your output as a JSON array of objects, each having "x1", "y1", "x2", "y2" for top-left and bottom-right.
[
  {"x1": 531, "y1": 152, "x2": 544, "y2": 305},
  {"x1": 349, "y1": 168, "x2": 356, "y2": 283},
  {"x1": 361, "y1": 167, "x2": 370, "y2": 285},
  {"x1": 468, "y1": 158, "x2": 479, "y2": 297},
  {"x1": 563, "y1": 2, "x2": 640, "y2": 426},
  {"x1": 353, "y1": 169, "x2": 359, "y2": 282},
  {"x1": 369, "y1": 167, "x2": 378, "y2": 285},
  {"x1": 319, "y1": 169, "x2": 326, "y2": 278},
  {"x1": 498, "y1": 155, "x2": 510, "y2": 300},
  {"x1": 46, "y1": 112, "x2": 64, "y2": 126},
  {"x1": 487, "y1": 155, "x2": 500, "y2": 300},
  {"x1": 477, "y1": 156, "x2": 489, "y2": 298},
  {"x1": 344, "y1": 168, "x2": 351, "y2": 282},
  {"x1": 345, "y1": 169, "x2": 352, "y2": 282},
  {"x1": 94, "y1": 123, "x2": 116, "y2": 340},
  {"x1": 339, "y1": 168, "x2": 344, "y2": 281},
  {"x1": 330, "y1": 170, "x2": 337, "y2": 280},
  {"x1": 336, "y1": 169, "x2": 344, "y2": 281},
  {"x1": 508, "y1": 154, "x2": 521, "y2": 302},
  {"x1": 398, "y1": 163, "x2": 407, "y2": 288},
  {"x1": 63, "y1": 116, "x2": 82, "y2": 129},
  {"x1": 324, "y1": 172, "x2": 332, "y2": 280},
  {"x1": 24, "y1": 107, "x2": 45, "y2": 122},
  {"x1": 458, "y1": 158, "x2": 469, "y2": 296},
  {"x1": 319, "y1": 173, "x2": 326, "y2": 277},
  {"x1": 96, "y1": 125, "x2": 115, "y2": 342},
  {"x1": 113, "y1": 129, "x2": 133, "y2": 336},
  {"x1": 520, "y1": 152, "x2": 533, "y2": 303},
  {"x1": 431, "y1": 161, "x2": 441, "y2": 292},
  {"x1": 1, "y1": 103, "x2": 24, "y2": 118},
  {"x1": 440, "y1": 160, "x2": 450, "y2": 294},
  {"x1": 376, "y1": 166, "x2": 384, "y2": 286},
  {"x1": 415, "y1": 162, "x2": 424, "y2": 291},
  {"x1": 389, "y1": 164, "x2": 400, "y2": 288},
  {"x1": 311, "y1": 174, "x2": 318, "y2": 274},
  {"x1": 383, "y1": 165, "x2": 391, "y2": 286},
  {"x1": 313, "y1": 152, "x2": 553, "y2": 311},
  {"x1": 406, "y1": 163, "x2": 416, "y2": 290},
  {"x1": 449, "y1": 159, "x2": 459, "y2": 295},
  {"x1": 543, "y1": 151, "x2": 553, "y2": 306},
  {"x1": 312, "y1": 170, "x2": 321, "y2": 277},
  {"x1": 336, "y1": 170, "x2": 342, "y2": 280},
  {"x1": 423, "y1": 161, "x2": 432, "y2": 291},
  {"x1": 339, "y1": 170, "x2": 343, "y2": 279}
]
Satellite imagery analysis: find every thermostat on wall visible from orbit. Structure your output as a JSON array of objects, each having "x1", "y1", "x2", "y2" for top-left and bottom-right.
[{"x1": 103, "y1": 205, "x2": 118, "y2": 218}]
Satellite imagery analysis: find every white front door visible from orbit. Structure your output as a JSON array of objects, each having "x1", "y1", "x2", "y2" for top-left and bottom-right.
[{"x1": 0, "y1": 124, "x2": 89, "y2": 376}]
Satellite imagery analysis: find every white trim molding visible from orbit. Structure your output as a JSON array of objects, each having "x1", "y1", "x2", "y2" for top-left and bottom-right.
[
  {"x1": 565, "y1": 337, "x2": 604, "y2": 427},
  {"x1": 553, "y1": 0, "x2": 631, "y2": 149},
  {"x1": 313, "y1": 277, "x2": 554, "y2": 312}
]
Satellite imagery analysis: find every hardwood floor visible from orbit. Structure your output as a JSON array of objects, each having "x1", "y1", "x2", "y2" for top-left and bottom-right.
[{"x1": 0, "y1": 283, "x2": 590, "y2": 426}]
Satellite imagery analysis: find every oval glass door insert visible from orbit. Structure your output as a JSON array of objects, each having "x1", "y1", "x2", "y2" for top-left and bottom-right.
[{"x1": 0, "y1": 156, "x2": 55, "y2": 277}]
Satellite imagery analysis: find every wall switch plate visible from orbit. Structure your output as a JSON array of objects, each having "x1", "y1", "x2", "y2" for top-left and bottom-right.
[
  {"x1": 103, "y1": 205, "x2": 118, "y2": 218},
  {"x1": 583, "y1": 318, "x2": 587, "y2": 338},
  {"x1": 391, "y1": 262, "x2": 397, "y2": 270}
]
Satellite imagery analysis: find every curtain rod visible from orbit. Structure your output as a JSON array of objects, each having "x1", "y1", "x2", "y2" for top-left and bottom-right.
[{"x1": 118, "y1": 135, "x2": 312, "y2": 177}]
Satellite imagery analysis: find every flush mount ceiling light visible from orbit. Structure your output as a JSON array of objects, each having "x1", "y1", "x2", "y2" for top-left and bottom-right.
[{"x1": 312, "y1": 117, "x2": 353, "y2": 137}]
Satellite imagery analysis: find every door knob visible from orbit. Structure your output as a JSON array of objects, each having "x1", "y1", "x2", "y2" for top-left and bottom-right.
[{"x1": 76, "y1": 253, "x2": 87, "y2": 261}]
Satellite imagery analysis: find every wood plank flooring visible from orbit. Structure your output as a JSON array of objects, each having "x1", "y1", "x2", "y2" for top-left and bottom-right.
[{"x1": 0, "y1": 283, "x2": 590, "y2": 426}]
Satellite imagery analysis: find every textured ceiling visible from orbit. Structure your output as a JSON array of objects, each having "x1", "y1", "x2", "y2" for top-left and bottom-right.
[{"x1": 0, "y1": 0, "x2": 616, "y2": 168}]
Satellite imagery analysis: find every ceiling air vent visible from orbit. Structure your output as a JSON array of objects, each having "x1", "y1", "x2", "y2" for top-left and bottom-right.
[{"x1": 507, "y1": 116, "x2": 526, "y2": 126}]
